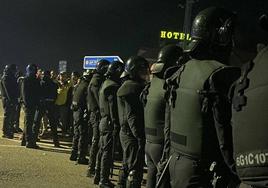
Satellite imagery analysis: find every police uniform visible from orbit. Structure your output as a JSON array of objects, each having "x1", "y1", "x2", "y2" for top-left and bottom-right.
[
  {"x1": 98, "y1": 78, "x2": 121, "y2": 187},
  {"x1": 163, "y1": 7, "x2": 241, "y2": 188},
  {"x1": 0, "y1": 66, "x2": 19, "y2": 138},
  {"x1": 70, "y1": 75, "x2": 91, "y2": 163},
  {"x1": 232, "y1": 44, "x2": 268, "y2": 187},
  {"x1": 87, "y1": 72, "x2": 106, "y2": 178},
  {"x1": 141, "y1": 44, "x2": 183, "y2": 188},
  {"x1": 166, "y1": 59, "x2": 240, "y2": 188},
  {"x1": 142, "y1": 76, "x2": 166, "y2": 188},
  {"x1": 117, "y1": 79, "x2": 146, "y2": 188}
]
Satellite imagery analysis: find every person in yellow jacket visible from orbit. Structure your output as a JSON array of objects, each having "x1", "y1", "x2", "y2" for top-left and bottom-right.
[{"x1": 55, "y1": 71, "x2": 72, "y2": 136}]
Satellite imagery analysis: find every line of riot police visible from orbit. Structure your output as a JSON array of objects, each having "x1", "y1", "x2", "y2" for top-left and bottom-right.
[
  {"x1": 1, "y1": 6, "x2": 268, "y2": 188},
  {"x1": 70, "y1": 7, "x2": 268, "y2": 188}
]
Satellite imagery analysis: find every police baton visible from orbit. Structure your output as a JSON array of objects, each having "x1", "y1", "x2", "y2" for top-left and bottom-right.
[
  {"x1": 110, "y1": 136, "x2": 115, "y2": 178},
  {"x1": 156, "y1": 155, "x2": 172, "y2": 188},
  {"x1": 110, "y1": 130, "x2": 116, "y2": 178}
]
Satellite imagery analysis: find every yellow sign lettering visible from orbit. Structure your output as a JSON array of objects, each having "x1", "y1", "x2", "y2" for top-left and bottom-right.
[
  {"x1": 173, "y1": 32, "x2": 179, "y2": 39},
  {"x1": 186, "y1": 34, "x2": 191, "y2": 41},
  {"x1": 160, "y1": 31, "x2": 166, "y2": 38},
  {"x1": 160, "y1": 30, "x2": 191, "y2": 41},
  {"x1": 167, "y1": 32, "x2": 173, "y2": 39},
  {"x1": 180, "y1": 33, "x2": 185, "y2": 40}
]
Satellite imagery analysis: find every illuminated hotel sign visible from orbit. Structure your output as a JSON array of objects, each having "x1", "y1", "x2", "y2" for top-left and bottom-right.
[{"x1": 160, "y1": 30, "x2": 191, "y2": 41}]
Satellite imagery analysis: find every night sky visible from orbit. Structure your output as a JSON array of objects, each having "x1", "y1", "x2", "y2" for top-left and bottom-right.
[{"x1": 0, "y1": 0, "x2": 267, "y2": 72}]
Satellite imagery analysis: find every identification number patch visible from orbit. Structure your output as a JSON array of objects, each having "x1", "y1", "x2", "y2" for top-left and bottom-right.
[{"x1": 236, "y1": 152, "x2": 268, "y2": 167}]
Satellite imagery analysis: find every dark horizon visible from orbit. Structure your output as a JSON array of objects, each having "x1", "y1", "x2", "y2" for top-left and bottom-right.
[{"x1": 0, "y1": 0, "x2": 267, "y2": 73}]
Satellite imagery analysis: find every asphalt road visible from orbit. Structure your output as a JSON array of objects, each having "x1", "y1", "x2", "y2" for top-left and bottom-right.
[{"x1": 0, "y1": 106, "x2": 123, "y2": 188}]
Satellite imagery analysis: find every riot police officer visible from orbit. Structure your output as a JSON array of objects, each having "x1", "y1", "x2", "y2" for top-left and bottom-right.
[
  {"x1": 0, "y1": 64, "x2": 19, "y2": 139},
  {"x1": 140, "y1": 44, "x2": 183, "y2": 188},
  {"x1": 21, "y1": 64, "x2": 41, "y2": 148},
  {"x1": 32, "y1": 70, "x2": 59, "y2": 147},
  {"x1": 97, "y1": 61, "x2": 124, "y2": 188},
  {"x1": 164, "y1": 7, "x2": 241, "y2": 187},
  {"x1": 70, "y1": 70, "x2": 92, "y2": 164},
  {"x1": 116, "y1": 56, "x2": 149, "y2": 188},
  {"x1": 231, "y1": 14, "x2": 268, "y2": 188},
  {"x1": 87, "y1": 59, "x2": 110, "y2": 183}
]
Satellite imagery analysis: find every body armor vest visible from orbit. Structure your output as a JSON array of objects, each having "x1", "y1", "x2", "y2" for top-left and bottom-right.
[
  {"x1": 169, "y1": 59, "x2": 224, "y2": 160},
  {"x1": 72, "y1": 78, "x2": 89, "y2": 108},
  {"x1": 87, "y1": 73, "x2": 103, "y2": 112},
  {"x1": 232, "y1": 46, "x2": 268, "y2": 184},
  {"x1": 143, "y1": 76, "x2": 165, "y2": 144},
  {"x1": 99, "y1": 79, "x2": 119, "y2": 132},
  {"x1": 117, "y1": 80, "x2": 144, "y2": 137}
]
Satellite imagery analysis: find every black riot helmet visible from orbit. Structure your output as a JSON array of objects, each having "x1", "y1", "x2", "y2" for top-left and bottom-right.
[
  {"x1": 26, "y1": 64, "x2": 38, "y2": 77},
  {"x1": 95, "y1": 59, "x2": 110, "y2": 75},
  {"x1": 4, "y1": 64, "x2": 17, "y2": 75},
  {"x1": 82, "y1": 69, "x2": 94, "y2": 81},
  {"x1": 105, "y1": 61, "x2": 124, "y2": 80},
  {"x1": 185, "y1": 7, "x2": 236, "y2": 63},
  {"x1": 121, "y1": 56, "x2": 149, "y2": 81},
  {"x1": 259, "y1": 14, "x2": 268, "y2": 32},
  {"x1": 151, "y1": 44, "x2": 183, "y2": 74}
]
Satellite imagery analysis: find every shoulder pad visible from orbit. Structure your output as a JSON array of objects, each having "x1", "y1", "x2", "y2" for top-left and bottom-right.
[
  {"x1": 17, "y1": 76, "x2": 24, "y2": 82},
  {"x1": 90, "y1": 73, "x2": 103, "y2": 87},
  {"x1": 209, "y1": 66, "x2": 241, "y2": 96},
  {"x1": 117, "y1": 80, "x2": 142, "y2": 97},
  {"x1": 254, "y1": 45, "x2": 268, "y2": 63},
  {"x1": 103, "y1": 82, "x2": 120, "y2": 96}
]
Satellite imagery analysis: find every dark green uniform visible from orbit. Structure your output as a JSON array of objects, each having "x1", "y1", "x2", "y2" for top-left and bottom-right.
[
  {"x1": 166, "y1": 59, "x2": 240, "y2": 188},
  {"x1": 232, "y1": 45, "x2": 268, "y2": 187},
  {"x1": 117, "y1": 80, "x2": 145, "y2": 188},
  {"x1": 87, "y1": 73, "x2": 105, "y2": 175},
  {"x1": 98, "y1": 78, "x2": 121, "y2": 186},
  {"x1": 71, "y1": 76, "x2": 91, "y2": 161},
  {"x1": 141, "y1": 76, "x2": 167, "y2": 188}
]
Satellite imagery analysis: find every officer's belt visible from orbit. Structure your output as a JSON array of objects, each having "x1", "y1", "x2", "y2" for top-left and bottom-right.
[
  {"x1": 45, "y1": 99, "x2": 55, "y2": 102},
  {"x1": 146, "y1": 139, "x2": 163, "y2": 144},
  {"x1": 145, "y1": 127, "x2": 160, "y2": 136},
  {"x1": 170, "y1": 131, "x2": 187, "y2": 146}
]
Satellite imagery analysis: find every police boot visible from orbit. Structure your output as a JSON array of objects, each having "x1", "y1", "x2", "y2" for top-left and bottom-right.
[
  {"x1": 69, "y1": 150, "x2": 78, "y2": 161},
  {"x1": 86, "y1": 168, "x2": 95, "y2": 178},
  {"x1": 116, "y1": 168, "x2": 128, "y2": 188},
  {"x1": 77, "y1": 157, "x2": 89, "y2": 165},
  {"x1": 21, "y1": 134, "x2": 26, "y2": 146},
  {"x1": 99, "y1": 181, "x2": 115, "y2": 188},
  {"x1": 126, "y1": 170, "x2": 140, "y2": 188},
  {"x1": 54, "y1": 140, "x2": 60, "y2": 148},
  {"x1": 93, "y1": 168, "x2": 100, "y2": 185},
  {"x1": 78, "y1": 150, "x2": 89, "y2": 164}
]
